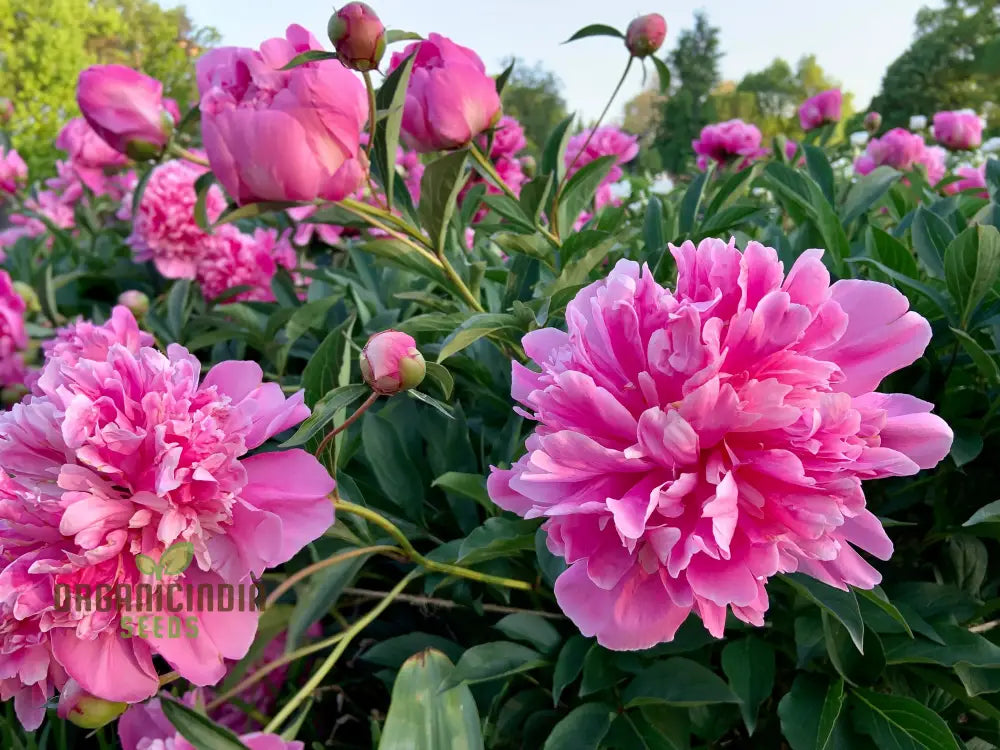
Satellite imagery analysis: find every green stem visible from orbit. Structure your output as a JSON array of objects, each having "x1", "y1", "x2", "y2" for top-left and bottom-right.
[
  {"x1": 551, "y1": 56, "x2": 634, "y2": 238},
  {"x1": 265, "y1": 544, "x2": 402, "y2": 608},
  {"x1": 314, "y1": 390, "x2": 380, "y2": 459},
  {"x1": 339, "y1": 196, "x2": 425, "y2": 239},
  {"x1": 263, "y1": 570, "x2": 420, "y2": 733},
  {"x1": 361, "y1": 70, "x2": 387, "y2": 210},
  {"x1": 334, "y1": 498, "x2": 533, "y2": 591},
  {"x1": 336, "y1": 200, "x2": 442, "y2": 267},
  {"x1": 168, "y1": 144, "x2": 210, "y2": 167}
]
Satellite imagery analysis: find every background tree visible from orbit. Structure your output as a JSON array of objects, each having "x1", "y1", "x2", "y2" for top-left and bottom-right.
[
  {"x1": 0, "y1": 0, "x2": 218, "y2": 174},
  {"x1": 622, "y1": 87, "x2": 666, "y2": 172},
  {"x1": 653, "y1": 11, "x2": 722, "y2": 176},
  {"x1": 498, "y1": 57, "x2": 569, "y2": 157},
  {"x1": 871, "y1": 0, "x2": 1000, "y2": 131}
]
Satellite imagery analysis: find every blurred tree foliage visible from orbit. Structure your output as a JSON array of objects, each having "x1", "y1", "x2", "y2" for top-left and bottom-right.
[
  {"x1": 871, "y1": 0, "x2": 1000, "y2": 131},
  {"x1": 0, "y1": 0, "x2": 218, "y2": 174},
  {"x1": 499, "y1": 57, "x2": 569, "y2": 157}
]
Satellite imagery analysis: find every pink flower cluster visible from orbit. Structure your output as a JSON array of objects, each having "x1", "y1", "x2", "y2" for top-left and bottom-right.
[
  {"x1": 565, "y1": 126, "x2": 639, "y2": 212},
  {"x1": 0, "y1": 147, "x2": 27, "y2": 196},
  {"x1": 945, "y1": 163, "x2": 988, "y2": 198},
  {"x1": 693, "y1": 120, "x2": 765, "y2": 171},
  {"x1": 488, "y1": 239, "x2": 952, "y2": 650},
  {"x1": 0, "y1": 270, "x2": 27, "y2": 388},
  {"x1": 798, "y1": 89, "x2": 842, "y2": 131},
  {"x1": 855, "y1": 128, "x2": 946, "y2": 184},
  {"x1": 933, "y1": 110, "x2": 983, "y2": 151},
  {"x1": 461, "y1": 116, "x2": 531, "y2": 226},
  {"x1": 0, "y1": 307, "x2": 335, "y2": 728},
  {"x1": 128, "y1": 159, "x2": 299, "y2": 301}
]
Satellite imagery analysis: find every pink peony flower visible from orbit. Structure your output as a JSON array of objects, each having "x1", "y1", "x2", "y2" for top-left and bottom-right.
[
  {"x1": 197, "y1": 25, "x2": 368, "y2": 205},
  {"x1": 77, "y1": 65, "x2": 177, "y2": 160},
  {"x1": 0, "y1": 147, "x2": 27, "y2": 196},
  {"x1": 625, "y1": 14, "x2": 668, "y2": 58},
  {"x1": 693, "y1": 120, "x2": 765, "y2": 171},
  {"x1": 288, "y1": 204, "x2": 344, "y2": 247},
  {"x1": 389, "y1": 33, "x2": 501, "y2": 152},
  {"x1": 128, "y1": 158, "x2": 229, "y2": 279},
  {"x1": 0, "y1": 271, "x2": 27, "y2": 388},
  {"x1": 119, "y1": 696, "x2": 304, "y2": 750},
  {"x1": 565, "y1": 126, "x2": 639, "y2": 183},
  {"x1": 483, "y1": 115, "x2": 527, "y2": 159},
  {"x1": 488, "y1": 240, "x2": 952, "y2": 650},
  {"x1": 327, "y1": 1, "x2": 386, "y2": 72},
  {"x1": 854, "y1": 128, "x2": 945, "y2": 184},
  {"x1": 0, "y1": 321, "x2": 335, "y2": 728},
  {"x1": 197, "y1": 227, "x2": 300, "y2": 302},
  {"x1": 55, "y1": 118, "x2": 130, "y2": 194},
  {"x1": 360, "y1": 330, "x2": 426, "y2": 395},
  {"x1": 945, "y1": 163, "x2": 988, "y2": 198},
  {"x1": 932, "y1": 109, "x2": 983, "y2": 151},
  {"x1": 42, "y1": 305, "x2": 154, "y2": 369},
  {"x1": 798, "y1": 89, "x2": 842, "y2": 131}
]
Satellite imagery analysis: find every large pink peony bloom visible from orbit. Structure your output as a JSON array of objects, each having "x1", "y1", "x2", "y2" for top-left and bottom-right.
[
  {"x1": 42, "y1": 305, "x2": 153, "y2": 369},
  {"x1": 693, "y1": 120, "x2": 766, "y2": 171},
  {"x1": 128, "y1": 158, "x2": 230, "y2": 279},
  {"x1": 565, "y1": 126, "x2": 639, "y2": 216},
  {"x1": 197, "y1": 25, "x2": 368, "y2": 205},
  {"x1": 55, "y1": 118, "x2": 130, "y2": 194},
  {"x1": 854, "y1": 128, "x2": 945, "y2": 184},
  {"x1": 119, "y1": 696, "x2": 303, "y2": 750},
  {"x1": 932, "y1": 109, "x2": 983, "y2": 151},
  {"x1": 946, "y1": 163, "x2": 988, "y2": 198},
  {"x1": 798, "y1": 89, "x2": 842, "y2": 131},
  {"x1": 0, "y1": 147, "x2": 27, "y2": 196},
  {"x1": 389, "y1": 33, "x2": 501, "y2": 153},
  {"x1": 488, "y1": 239, "x2": 952, "y2": 650},
  {"x1": 0, "y1": 311, "x2": 334, "y2": 729},
  {"x1": 0, "y1": 271, "x2": 27, "y2": 388}
]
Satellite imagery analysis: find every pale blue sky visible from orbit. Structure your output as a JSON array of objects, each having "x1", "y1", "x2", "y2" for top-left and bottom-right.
[{"x1": 180, "y1": 0, "x2": 933, "y2": 120}]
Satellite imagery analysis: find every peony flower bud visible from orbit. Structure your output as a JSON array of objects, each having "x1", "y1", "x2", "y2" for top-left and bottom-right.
[
  {"x1": 625, "y1": 14, "x2": 667, "y2": 58},
  {"x1": 360, "y1": 330, "x2": 426, "y2": 395},
  {"x1": 57, "y1": 679, "x2": 128, "y2": 729},
  {"x1": 118, "y1": 290, "x2": 151, "y2": 317},
  {"x1": 328, "y1": 2, "x2": 386, "y2": 72},
  {"x1": 864, "y1": 111, "x2": 882, "y2": 135},
  {"x1": 77, "y1": 65, "x2": 176, "y2": 160}
]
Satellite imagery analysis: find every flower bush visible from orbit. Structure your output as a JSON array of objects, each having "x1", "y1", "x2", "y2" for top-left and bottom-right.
[{"x1": 0, "y1": 6, "x2": 999, "y2": 750}]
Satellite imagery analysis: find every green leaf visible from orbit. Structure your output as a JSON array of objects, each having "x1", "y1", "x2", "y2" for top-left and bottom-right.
[
  {"x1": 214, "y1": 200, "x2": 301, "y2": 227},
  {"x1": 519, "y1": 174, "x2": 555, "y2": 226},
  {"x1": 279, "y1": 49, "x2": 339, "y2": 69},
  {"x1": 783, "y1": 574, "x2": 865, "y2": 653},
  {"x1": 542, "y1": 703, "x2": 616, "y2": 750},
  {"x1": 851, "y1": 688, "x2": 961, "y2": 750},
  {"x1": 949, "y1": 534, "x2": 988, "y2": 594},
  {"x1": 866, "y1": 225, "x2": 919, "y2": 278},
  {"x1": 483, "y1": 194, "x2": 535, "y2": 231},
  {"x1": 286, "y1": 550, "x2": 373, "y2": 649},
  {"x1": 679, "y1": 165, "x2": 714, "y2": 235},
  {"x1": 361, "y1": 411, "x2": 426, "y2": 520},
  {"x1": 853, "y1": 586, "x2": 913, "y2": 638},
  {"x1": 559, "y1": 155, "x2": 618, "y2": 230},
  {"x1": 804, "y1": 145, "x2": 835, "y2": 204},
  {"x1": 944, "y1": 224, "x2": 1000, "y2": 325},
  {"x1": 422, "y1": 361, "x2": 453, "y2": 399},
  {"x1": 950, "y1": 328, "x2": 1000, "y2": 384},
  {"x1": 193, "y1": 172, "x2": 216, "y2": 231},
  {"x1": 494, "y1": 613, "x2": 561, "y2": 654},
  {"x1": 822, "y1": 614, "x2": 885, "y2": 685},
  {"x1": 623, "y1": 658, "x2": 738, "y2": 708},
  {"x1": 161, "y1": 698, "x2": 249, "y2": 750},
  {"x1": 166, "y1": 279, "x2": 190, "y2": 341},
  {"x1": 432, "y1": 472, "x2": 490, "y2": 510},
  {"x1": 384, "y1": 29, "x2": 422, "y2": 45},
  {"x1": 650, "y1": 56, "x2": 671, "y2": 93},
  {"x1": 964, "y1": 500, "x2": 1000, "y2": 526},
  {"x1": 847, "y1": 258, "x2": 954, "y2": 318},
  {"x1": 643, "y1": 195, "x2": 665, "y2": 256},
  {"x1": 301, "y1": 316, "x2": 355, "y2": 467},
  {"x1": 705, "y1": 163, "x2": 761, "y2": 216},
  {"x1": 159, "y1": 542, "x2": 194, "y2": 576},
  {"x1": 563, "y1": 24, "x2": 624, "y2": 42},
  {"x1": 419, "y1": 150, "x2": 470, "y2": 253},
  {"x1": 841, "y1": 166, "x2": 901, "y2": 224},
  {"x1": 360, "y1": 238, "x2": 448, "y2": 286},
  {"x1": 883, "y1": 623, "x2": 1000, "y2": 667},
  {"x1": 816, "y1": 679, "x2": 846, "y2": 750},
  {"x1": 778, "y1": 675, "x2": 845, "y2": 750},
  {"x1": 362, "y1": 633, "x2": 463, "y2": 669},
  {"x1": 373, "y1": 52, "x2": 416, "y2": 211},
  {"x1": 380, "y1": 649, "x2": 484, "y2": 750},
  {"x1": 456, "y1": 517, "x2": 537, "y2": 566},
  {"x1": 438, "y1": 642, "x2": 547, "y2": 691},
  {"x1": 437, "y1": 313, "x2": 520, "y2": 362},
  {"x1": 579, "y1": 644, "x2": 622, "y2": 697},
  {"x1": 552, "y1": 635, "x2": 590, "y2": 706},
  {"x1": 279, "y1": 384, "x2": 370, "y2": 448},
  {"x1": 540, "y1": 115, "x2": 576, "y2": 182},
  {"x1": 721, "y1": 638, "x2": 774, "y2": 734},
  {"x1": 911, "y1": 205, "x2": 953, "y2": 279},
  {"x1": 545, "y1": 234, "x2": 617, "y2": 296}
]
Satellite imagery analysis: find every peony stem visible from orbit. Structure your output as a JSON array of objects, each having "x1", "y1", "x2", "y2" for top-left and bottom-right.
[
  {"x1": 551, "y1": 56, "x2": 633, "y2": 238},
  {"x1": 264, "y1": 544, "x2": 403, "y2": 608},
  {"x1": 361, "y1": 71, "x2": 388, "y2": 210},
  {"x1": 168, "y1": 144, "x2": 210, "y2": 167},
  {"x1": 336, "y1": 200, "x2": 442, "y2": 268},
  {"x1": 343, "y1": 586, "x2": 565, "y2": 619},
  {"x1": 263, "y1": 570, "x2": 420, "y2": 733},
  {"x1": 314, "y1": 390, "x2": 380, "y2": 459},
  {"x1": 333, "y1": 498, "x2": 534, "y2": 591}
]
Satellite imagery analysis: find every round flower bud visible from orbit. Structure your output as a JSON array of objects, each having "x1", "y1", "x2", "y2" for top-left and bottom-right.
[
  {"x1": 360, "y1": 330, "x2": 426, "y2": 395},
  {"x1": 864, "y1": 111, "x2": 882, "y2": 135},
  {"x1": 328, "y1": 2, "x2": 386, "y2": 72},
  {"x1": 57, "y1": 679, "x2": 128, "y2": 730},
  {"x1": 118, "y1": 289, "x2": 151, "y2": 317},
  {"x1": 12, "y1": 281, "x2": 39, "y2": 314},
  {"x1": 625, "y1": 14, "x2": 667, "y2": 58}
]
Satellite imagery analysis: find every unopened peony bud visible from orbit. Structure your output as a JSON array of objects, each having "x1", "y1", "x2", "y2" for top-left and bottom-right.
[
  {"x1": 520, "y1": 155, "x2": 537, "y2": 177},
  {"x1": 864, "y1": 111, "x2": 882, "y2": 135},
  {"x1": 625, "y1": 14, "x2": 667, "y2": 58},
  {"x1": 118, "y1": 289, "x2": 150, "y2": 317},
  {"x1": 57, "y1": 679, "x2": 128, "y2": 729},
  {"x1": 12, "y1": 281, "x2": 39, "y2": 314},
  {"x1": 360, "y1": 330, "x2": 425, "y2": 395},
  {"x1": 328, "y1": 2, "x2": 386, "y2": 72}
]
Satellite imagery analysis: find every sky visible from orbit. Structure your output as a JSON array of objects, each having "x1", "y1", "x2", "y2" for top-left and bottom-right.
[{"x1": 180, "y1": 0, "x2": 935, "y2": 121}]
